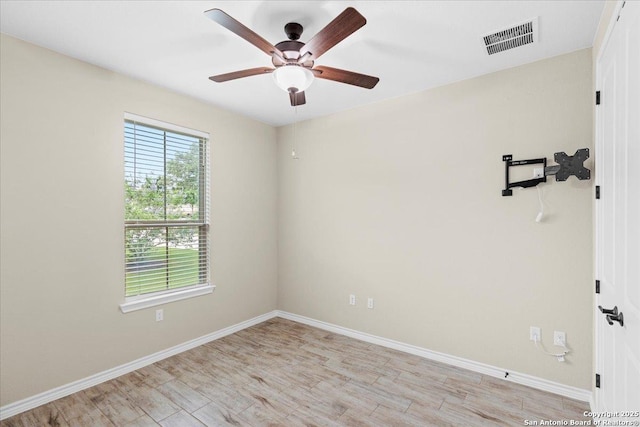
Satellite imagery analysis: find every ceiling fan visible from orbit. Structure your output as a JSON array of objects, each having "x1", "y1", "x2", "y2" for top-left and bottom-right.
[{"x1": 204, "y1": 7, "x2": 380, "y2": 107}]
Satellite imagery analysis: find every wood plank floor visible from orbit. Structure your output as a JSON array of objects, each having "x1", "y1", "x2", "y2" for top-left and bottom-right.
[{"x1": 2, "y1": 317, "x2": 591, "y2": 426}]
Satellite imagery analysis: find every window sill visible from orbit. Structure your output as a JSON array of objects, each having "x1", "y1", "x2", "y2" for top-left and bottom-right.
[{"x1": 119, "y1": 284, "x2": 215, "y2": 313}]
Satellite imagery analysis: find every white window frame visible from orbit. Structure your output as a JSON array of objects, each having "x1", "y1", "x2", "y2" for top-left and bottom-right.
[{"x1": 120, "y1": 113, "x2": 213, "y2": 313}]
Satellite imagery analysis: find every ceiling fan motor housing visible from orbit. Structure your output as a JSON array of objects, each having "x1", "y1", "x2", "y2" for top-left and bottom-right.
[{"x1": 273, "y1": 40, "x2": 312, "y2": 64}]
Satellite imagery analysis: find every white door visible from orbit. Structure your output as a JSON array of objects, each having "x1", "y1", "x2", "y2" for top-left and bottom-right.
[{"x1": 595, "y1": 0, "x2": 640, "y2": 413}]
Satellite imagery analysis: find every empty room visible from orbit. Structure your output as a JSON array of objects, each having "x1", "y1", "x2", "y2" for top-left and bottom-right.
[{"x1": 0, "y1": 1, "x2": 637, "y2": 426}]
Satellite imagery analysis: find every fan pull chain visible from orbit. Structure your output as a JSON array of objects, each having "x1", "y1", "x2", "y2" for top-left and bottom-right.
[{"x1": 292, "y1": 104, "x2": 299, "y2": 159}]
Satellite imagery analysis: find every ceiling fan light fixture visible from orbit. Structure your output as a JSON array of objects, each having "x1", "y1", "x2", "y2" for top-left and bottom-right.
[
  {"x1": 206, "y1": 7, "x2": 378, "y2": 107},
  {"x1": 273, "y1": 65, "x2": 314, "y2": 93}
]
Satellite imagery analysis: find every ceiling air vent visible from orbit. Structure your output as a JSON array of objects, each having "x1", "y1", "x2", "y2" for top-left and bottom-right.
[{"x1": 482, "y1": 18, "x2": 538, "y2": 55}]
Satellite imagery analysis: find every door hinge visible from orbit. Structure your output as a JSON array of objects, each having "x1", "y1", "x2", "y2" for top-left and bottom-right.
[
  {"x1": 596, "y1": 91, "x2": 601, "y2": 105},
  {"x1": 596, "y1": 280, "x2": 600, "y2": 294},
  {"x1": 596, "y1": 373, "x2": 601, "y2": 388},
  {"x1": 596, "y1": 185, "x2": 601, "y2": 199}
]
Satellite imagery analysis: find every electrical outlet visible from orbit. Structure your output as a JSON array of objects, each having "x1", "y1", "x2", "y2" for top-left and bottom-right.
[
  {"x1": 530, "y1": 326, "x2": 540, "y2": 341},
  {"x1": 156, "y1": 309, "x2": 163, "y2": 322},
  {"x1": 533, "y1": 168, "x2": 544, "y2": 178},
  {"x1": 349, "y1": 294, "x2": 356, "y2": 306},
  {"x1": 367, "y1": 298, "x2": 374, "y2": 309},
  {"x1": 554, "y1": 331, "x2": 566, "y2": 346}
]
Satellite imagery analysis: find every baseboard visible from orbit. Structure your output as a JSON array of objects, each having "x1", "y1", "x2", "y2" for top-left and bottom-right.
[
  {"x1": 276, "y1": 310, "x2": 592, "y2": 403},
  {"x1": 0, "y1": 310, "x2": 279, "y2": 420}
]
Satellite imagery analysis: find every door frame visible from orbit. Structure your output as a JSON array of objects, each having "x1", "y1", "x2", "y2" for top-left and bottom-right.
[{"x1": 593, "y1": 0, "x2": 626, "y2": 412}]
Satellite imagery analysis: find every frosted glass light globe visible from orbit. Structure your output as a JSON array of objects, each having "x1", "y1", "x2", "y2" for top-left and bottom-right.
[{"x1": 273, "y1": 65, "x2": 314, "y2": 92}]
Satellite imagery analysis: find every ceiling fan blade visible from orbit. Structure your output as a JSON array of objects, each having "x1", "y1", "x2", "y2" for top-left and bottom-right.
[
  {"x1": 299, "y1": 7, "x2": 366, "y2": 61},
  {"x1": 204, "y1": 8, "x2": 284, "y2": 58},
  {"x1": 313, "y1": 66, "x2": 379, "y2": 89},
  {"x1": 209, "y1": 67, "x2": 274, "y2": 82},
  {"x1": 289, "y1": 90, "x2": 306, "y2": 106}
]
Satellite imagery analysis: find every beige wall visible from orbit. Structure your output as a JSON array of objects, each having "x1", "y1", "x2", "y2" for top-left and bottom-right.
[
  {"x1": 0, "y1": 30, "x2": 596, "y2": 407},
  {"x1": 0, "y1": 34, "x2": 278, "y2": 406},
  {"x1": 277, "y1": 49, "x2": 594, "y2": 389}
]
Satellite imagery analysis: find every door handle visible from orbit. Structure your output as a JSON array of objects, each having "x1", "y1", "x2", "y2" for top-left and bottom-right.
[
  {"x1": 598, "y1": 305, "x2": 618, "y2": 315},
  {"x1": 606, "y1": 312, "x2": 624, "y2": 327}
]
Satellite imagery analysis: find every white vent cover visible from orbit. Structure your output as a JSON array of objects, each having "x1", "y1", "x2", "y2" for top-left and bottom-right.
[{"x1": 482, "y1": 18, "x2": 538, "y2": 55}]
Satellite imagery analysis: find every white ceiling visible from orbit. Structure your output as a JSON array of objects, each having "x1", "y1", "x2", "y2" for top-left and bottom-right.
[{"x1": 0, "y1": 1, "x2": 605, "y2": 127}]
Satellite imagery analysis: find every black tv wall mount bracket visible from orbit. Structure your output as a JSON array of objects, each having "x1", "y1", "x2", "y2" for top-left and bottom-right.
[{"x1": 501, "y1": 148, "x2": 590, "y2": 196}]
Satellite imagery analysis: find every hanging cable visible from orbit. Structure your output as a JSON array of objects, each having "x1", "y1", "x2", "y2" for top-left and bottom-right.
[
  {"x1": 533, "y1": 335, "x2": 569, "y2": 362},
  {"x1": 535, "y1": 185, "x2": 544, "y2": 223}
]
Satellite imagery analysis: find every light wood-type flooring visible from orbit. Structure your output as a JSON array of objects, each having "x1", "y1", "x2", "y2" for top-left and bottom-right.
[{"x1": 2, "y1": 317, "x2": 591, "y2": 426}]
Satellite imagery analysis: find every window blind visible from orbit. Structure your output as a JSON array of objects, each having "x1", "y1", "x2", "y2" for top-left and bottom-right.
[{"x1": 124, "y1": 117, "x2": 209, "y2": 298}]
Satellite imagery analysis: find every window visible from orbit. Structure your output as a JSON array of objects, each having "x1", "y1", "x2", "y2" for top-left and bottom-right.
[{"x1": 120, "y1": 113, "x2": 211, "y2": 312}]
